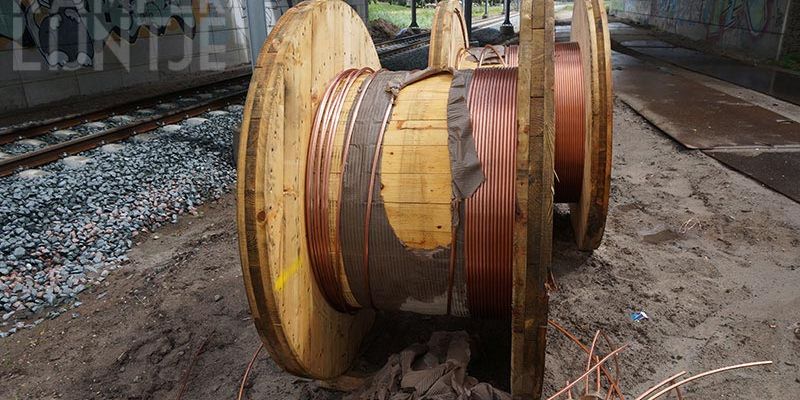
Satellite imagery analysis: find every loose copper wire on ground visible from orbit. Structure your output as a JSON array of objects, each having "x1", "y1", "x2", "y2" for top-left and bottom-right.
[
  {"x1": 554, "y1": 42, "x2": 586, "y2": 203},
  {"x1": 306, "y1": 68, "x2": 371, "y2": 312},
  {"x1": 465, "y1": 67, "x2": 517, "y2": 318}
]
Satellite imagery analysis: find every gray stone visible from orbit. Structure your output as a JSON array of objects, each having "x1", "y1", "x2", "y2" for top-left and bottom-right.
[
  {"x1": 207, "y1": 110, "x2": 229, "y2": 117},
  {"x1": 132, "y1": 133, "x2": 156, "y2": 143},
  {"x1": 13, "y1": 246, "x2": 25, "y2": 257},
  {"x1": 109, "y1": 115, "x2": 135, "y2": 124},
  {"x1": 100, "y1": 143, "x2": 125, "y2": 153},
  {"x1": 18, "y1": 138, "x2": 46, "y2": 147},
  {"x1": 83, "y1": 121, "x2": 107, "y2": 129},
  {"x1": 213, "y1": 294, "x2": 222, "y2": 302},
  {"x1": 52, "y1": 130, "x2": 80, "y2": 139},
  {"x1": 17, "y1": 169, "x2": 49, "y2": 179},
  {"x1": 226, "y1": 105, "x2": 244, "y2": 112},
  {"x1": 157, "y1": 103, "x2": 177, "y2": 110},
  {"x1": 160, "y1": 124, "x2": 183, "y2": 133},
  {"x1": 184, "y1": 117, "x2": 208, "y2": 127},
  {"x1": 62, "y1": 155, "x2": 92, "y2": 168}
]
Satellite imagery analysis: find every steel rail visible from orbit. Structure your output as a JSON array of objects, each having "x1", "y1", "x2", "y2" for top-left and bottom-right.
[
  {"x1": 0, "y1": 73, "x2": 251, "y2": 146},
  {"x1": 0, "y1": 90, "x2": 247, "y2": 177},
  {"x1": 376, "y1": 13, "x2": 519, "y2": 58}
]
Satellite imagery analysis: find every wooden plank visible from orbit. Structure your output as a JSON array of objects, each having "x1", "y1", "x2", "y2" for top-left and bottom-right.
[
  {"x1": 381, "y1": 173, "x2": 452, "y2": 204},
  {"x1": 384, "y1": 229, "x2": 453, "y2": 249},
  {"x1": 382, "y1": 126, "x2": 449, "y2": 146},
  {"x1": 381, "y1": 145, "x2": 451, "y2": 174},
  {"x1": 511, "y1": 0, "x2": 554, "y2": 399}
]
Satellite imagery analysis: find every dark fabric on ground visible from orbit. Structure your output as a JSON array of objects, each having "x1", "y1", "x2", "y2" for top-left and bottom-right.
[{"x1": 345, "y1": 331, "x2": 511, "y2": 400}]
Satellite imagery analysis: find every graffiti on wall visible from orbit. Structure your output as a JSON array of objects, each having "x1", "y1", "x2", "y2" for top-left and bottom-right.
[
  {"x1": 0, "y1": 0, "x2": 202, "y2": 68},
  {"x1": 612, "y1": 0, "x2": 788, "y2": 58},
  {"x1": 703, "y1": 0, "x2": 774, "y2": 40}
]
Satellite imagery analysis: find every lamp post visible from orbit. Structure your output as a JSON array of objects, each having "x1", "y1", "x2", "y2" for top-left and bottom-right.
[
  {"x1": 500, "y1": 0, "x2": 514, "y2": 35},
  {"x1": 410, "y1": 0, "x2": 419, "y2": 31}
]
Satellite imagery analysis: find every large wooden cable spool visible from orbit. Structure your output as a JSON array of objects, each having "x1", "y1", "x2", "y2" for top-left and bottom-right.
[{"x1": 236, "y1": 0, "x2": 612, "y2": 396}]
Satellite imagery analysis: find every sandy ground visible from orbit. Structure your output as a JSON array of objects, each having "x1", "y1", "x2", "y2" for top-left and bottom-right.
[{"x1": 1, "y1": 96, "x2": 799, "y2": 398}]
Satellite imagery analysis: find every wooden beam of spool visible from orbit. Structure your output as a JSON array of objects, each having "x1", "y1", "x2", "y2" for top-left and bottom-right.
[
  {"x1": 237, "y1": 0, "x2": 378, "y2": 379},
  {"x1": 428, "y1": 0, "x2": 470, "y2": 69},
  {"x1": 569, "y1": 0, "x2": 613, "y2": 251},
  {"x1": 512, "y1": 0, "x2": 554, "y2": 397}
]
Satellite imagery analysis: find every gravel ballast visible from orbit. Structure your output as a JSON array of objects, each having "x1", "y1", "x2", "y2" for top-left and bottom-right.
[{"x1": 0, "y1": 107, "x2": 242, "y2": 338}]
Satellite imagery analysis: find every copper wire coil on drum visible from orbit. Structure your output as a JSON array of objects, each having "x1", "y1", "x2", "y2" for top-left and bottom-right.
[{"x1": 236, "y1": 0, "x2": 613, "y2": 396}]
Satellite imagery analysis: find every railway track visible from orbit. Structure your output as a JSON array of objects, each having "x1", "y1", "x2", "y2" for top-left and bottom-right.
[
  {"x1": 0, "y1": 74, "x2": 251, "y2": 146},
  {"x1": 0, "y1": 83, "x2": 247, "y2": 177},
  {"x1": 376, "y1": 12, "x2": 518, "y2": 58}
]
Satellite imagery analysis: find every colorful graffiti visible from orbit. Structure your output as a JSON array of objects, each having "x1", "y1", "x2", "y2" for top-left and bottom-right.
[
  {"x1": 1, "y1": 0, "x2": 201, "y2": 67},
  {"x1": 704, "y1": 0, "x2": 774, "y2": 39}
]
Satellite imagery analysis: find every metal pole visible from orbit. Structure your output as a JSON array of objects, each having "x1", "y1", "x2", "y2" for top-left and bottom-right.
[
  {"x1": 245, "y1": 0, "x2": 268, "y2": 68},
  {"x1": 410, "y1": 0, "x2": 419, "y2": 30},
  {"x1": 500, "y1": 0, "x2": 514, "y2": 35},
  {"x1": 483, "y1": 0, "x2": 488, "y2": 19},
  {"x1": 464, "y1": 0, "x2": 473, "y2": 40}
]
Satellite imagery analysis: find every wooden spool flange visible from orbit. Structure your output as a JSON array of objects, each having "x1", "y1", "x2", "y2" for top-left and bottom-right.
[
  {"x1": 237, "y1": 0, "x2": 378, "y2": 379},
  {"x1": 237, "y1": 0, "x2": 611, "y2": 396},
  {"x1": 428, "y1": 0, "x2": 470, "y2": 69},
  {"x1": 570, "y1": 0, "x2": 613, "y2": 251}
]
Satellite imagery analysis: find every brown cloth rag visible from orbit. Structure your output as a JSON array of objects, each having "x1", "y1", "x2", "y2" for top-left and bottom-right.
[{"x1": 345, "y1": 332, "x2": 511, "y2": 400}]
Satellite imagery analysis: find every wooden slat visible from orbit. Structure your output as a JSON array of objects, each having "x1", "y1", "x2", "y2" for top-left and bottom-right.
[
  {"x1": 381, "y1": 173, "x2": 452, "y2": 203},
  {"x1": 511, "y1": 0, "x2": 554, "y2": 399}
]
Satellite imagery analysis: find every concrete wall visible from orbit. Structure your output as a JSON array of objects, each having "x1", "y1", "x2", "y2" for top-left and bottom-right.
[
  {"x1": 781, "y1": 0, "x2": 800, "y2": 56},
  {"x1": 609, "y1": 0, "x2": 794, "y2": 60},
  {"x1": 0, "y1": 0, "x2": 369, "y2": 115}
]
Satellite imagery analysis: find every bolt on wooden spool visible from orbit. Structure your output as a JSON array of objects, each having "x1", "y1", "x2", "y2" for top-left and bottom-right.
[{"x1": 236, "y1": 0, "x2": 612, "y2": 398}]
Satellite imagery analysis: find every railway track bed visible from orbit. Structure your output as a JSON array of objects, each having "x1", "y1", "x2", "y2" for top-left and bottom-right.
[{"x1": 0, "y1": 78, "x2": 248, "y2": 178}]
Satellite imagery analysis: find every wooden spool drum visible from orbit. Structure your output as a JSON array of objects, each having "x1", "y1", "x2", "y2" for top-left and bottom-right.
[{"x1": 236, "y1": 0, "x2": 612, "y2": 396}]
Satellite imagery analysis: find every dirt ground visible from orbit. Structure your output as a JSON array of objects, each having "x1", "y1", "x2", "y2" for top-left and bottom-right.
[{"x1": 1, "y1": 95, "x2": 799, "y2": 399}]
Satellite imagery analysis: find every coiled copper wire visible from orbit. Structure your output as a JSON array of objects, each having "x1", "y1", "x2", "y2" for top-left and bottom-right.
[
  {"x1": 477, "y1": 45, "x2": 508, "y2": 68},
  {"x1": 335, "y1": 71, "x2": 377, "y2": 309},
  {"x1": 554, "y1": 42, "x2": 586, "y2": 203},
  {"x1": 306, "y1": 68, "x2": 371, "y2": 312},
  {"x1": 361, "y1": 87, "x2": 396, "y2": 309},
  {"x1": 465, "y1": 67, "x2": 517, "y2": 318},
  {"x1": 308, "y1": 46, "x2": 587, "y2": 317},
  {"x1": 505, "y1": 45, "x2": 519, "y2": 67}
]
